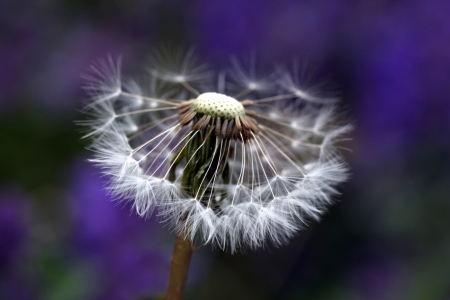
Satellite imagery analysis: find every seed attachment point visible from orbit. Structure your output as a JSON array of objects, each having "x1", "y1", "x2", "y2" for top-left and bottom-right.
[{"x1": 193, "y1": 92, "x2": 245, "y2": 120}]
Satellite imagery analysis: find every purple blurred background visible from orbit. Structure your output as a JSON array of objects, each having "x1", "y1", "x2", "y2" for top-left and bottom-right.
[{"x1": 1, "y1": 0, "x2": 449, "y2": 299}]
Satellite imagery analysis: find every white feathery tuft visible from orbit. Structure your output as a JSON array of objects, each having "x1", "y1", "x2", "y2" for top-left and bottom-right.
[{"x1": 80, "y1": 51, "x2": 351, "y2": 252}]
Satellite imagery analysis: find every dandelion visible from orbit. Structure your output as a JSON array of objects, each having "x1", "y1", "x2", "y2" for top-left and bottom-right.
[{"x1": 80, "y1": 50, "x2": 351, "y2": 299}]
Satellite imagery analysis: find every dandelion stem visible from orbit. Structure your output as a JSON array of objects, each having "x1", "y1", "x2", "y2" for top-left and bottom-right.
[
  {"x1": 164, "y1": 235, "x2": 195, "y2": 300},
  {"x1": 164, "y1": 125, "x2": 217, "y2": 299}
]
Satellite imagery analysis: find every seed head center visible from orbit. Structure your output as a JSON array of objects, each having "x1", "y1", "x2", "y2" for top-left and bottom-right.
[{"x1": 193, "y1": 92, "x2": 245, "y2": 120}]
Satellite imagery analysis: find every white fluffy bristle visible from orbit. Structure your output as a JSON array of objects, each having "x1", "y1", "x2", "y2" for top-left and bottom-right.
[{"x1": 193, "y1": 92, "x2": 245, "y2": 120}]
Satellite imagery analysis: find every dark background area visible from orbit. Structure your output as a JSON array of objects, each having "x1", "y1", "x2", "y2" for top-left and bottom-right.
[{"x1": 1, "y1": 0, "x2": 449, "y2": 299}]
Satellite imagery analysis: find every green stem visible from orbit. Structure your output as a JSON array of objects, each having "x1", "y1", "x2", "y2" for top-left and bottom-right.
[
  {"x1": 164, "y1": 124, "x2": 219, "y2": 299},
  {"x1": 164, "y1": 235, "x2": 195, "y2": 300}
]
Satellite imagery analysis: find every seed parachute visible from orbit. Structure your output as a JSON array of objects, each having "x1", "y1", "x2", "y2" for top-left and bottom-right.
[{"x1": 80, "y1": 51, "x2": 351, "y2": 252}]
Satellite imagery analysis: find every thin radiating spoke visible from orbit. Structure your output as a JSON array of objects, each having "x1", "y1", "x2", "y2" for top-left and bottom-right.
[
  {"x1": 248, "y1": 93, "x2": 296, "y2": 103},
  {"x1": 121, "y1": 91, "x2": 181, "y2": 105},
  {"x1": 181, "y1": 81, "x2": 200, "y2": 96},
  {"x1": 115, "y1": 106, "x2": 178, "y2": 118}
]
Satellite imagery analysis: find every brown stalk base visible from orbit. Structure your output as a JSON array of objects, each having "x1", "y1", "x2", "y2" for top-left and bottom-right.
[{"x1": 164, "y1": 235, "x2": 195, "y2": 300}]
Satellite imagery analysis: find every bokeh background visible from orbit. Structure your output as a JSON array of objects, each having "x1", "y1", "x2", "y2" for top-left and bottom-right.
[{"x1": 1, "y1": 0, "x2": 449, "y2": 299}]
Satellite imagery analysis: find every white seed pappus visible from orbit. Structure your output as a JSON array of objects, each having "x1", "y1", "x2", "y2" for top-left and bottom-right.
[{"x1": 80, "y1": 51, "x2": 351, "y2": 252}]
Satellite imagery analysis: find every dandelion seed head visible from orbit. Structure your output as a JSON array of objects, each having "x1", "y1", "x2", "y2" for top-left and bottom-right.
[{"x1": 80, "y1": 50, "x2": 351, "y2": 252}]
